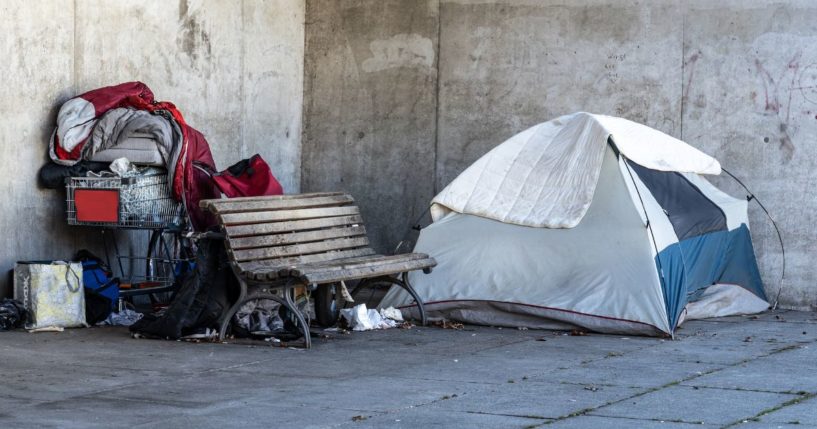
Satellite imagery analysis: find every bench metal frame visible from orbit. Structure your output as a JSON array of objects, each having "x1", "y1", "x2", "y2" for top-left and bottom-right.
[{"x1": 201, "y1": 192, "x2": 436, "y2": 348}]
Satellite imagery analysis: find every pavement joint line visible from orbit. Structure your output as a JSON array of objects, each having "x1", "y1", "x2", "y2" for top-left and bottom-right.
[
  {"x1": 555, "y1": 380, "x2": 645, "y2": 389},
  {"x1": 583, "y1": 412, "x2": 706, "y2": 425},
  {"x1": 677, "y1": 383, "x2": 815, "y2": 396},
  {"x1": 462, "y1": 409, "x2": 551, "y2": 420},
  {"x1": 197, "y1": 359, "x2": 268, "y2": 374},
  {"x1": 300, "y1": 388, "x2": 487, "y2": 423},
  {"x1": 387, "y1": 375, "x2": 509, "y2": 386},
  {"x1": 14, "y1": 377, "x2": 171, "y2": 409},
  {"x1": 720, "y1": 391, "x2": 817, "y2": 428},
  {"x1": 380, "y1": 337, "x2": 691, "y2": 388},
  {"x1": 8, "y1": 357, "x2": 293, "y2": 411},
  {"x1": 539, "y1": 339, "x2": 816, "y2": 424}
]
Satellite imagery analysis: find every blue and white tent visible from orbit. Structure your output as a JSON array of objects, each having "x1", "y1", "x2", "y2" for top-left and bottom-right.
[{"x1": 382, "y1": 112, "x2": 768, "y2": 336}]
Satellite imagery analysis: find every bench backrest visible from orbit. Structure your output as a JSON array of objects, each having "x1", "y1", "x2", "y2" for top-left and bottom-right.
[{"x1": 200, "y1": 193, "x2": 376, "y2": 273}]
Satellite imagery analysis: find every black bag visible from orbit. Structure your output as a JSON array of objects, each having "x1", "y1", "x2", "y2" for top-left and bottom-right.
[
  {"x1": 129, "y1": 238, "x2": 237, "y2": 339},
  {"x1": 0, "y1": 299, "x2": 26, "y2": 331},
  {"x1": 84, "y1": 290, "x2": 112, "y2": 325},
  {"x1": 38, "y1": 161, "x2": 110, "y2": 189}
]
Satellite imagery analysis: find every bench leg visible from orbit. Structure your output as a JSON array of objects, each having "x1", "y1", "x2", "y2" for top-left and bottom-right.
[
  {"x1": 400, "y1": 272, "x2": 427, "y2": 326},
  {"x1": 353, "y1": 274, "x2": 427, "y2": 326},
  {"x1": 217, "y1": 282, "x2": 312, "y2": 348},
  {"x1": 218, "y1": 279, "x2": 248, "y2": 341},
  {"x1": 283, "y1": 286, "x2": 312, "y2": 349}
]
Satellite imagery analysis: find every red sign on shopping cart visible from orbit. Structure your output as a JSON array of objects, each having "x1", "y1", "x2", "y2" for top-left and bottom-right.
[{"x1": 75, "y1": 189, "x2": 120, "y2": 223}]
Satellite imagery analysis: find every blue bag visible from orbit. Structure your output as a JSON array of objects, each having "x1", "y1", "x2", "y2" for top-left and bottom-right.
[{"x1": 76, "y1": 251, "x2": 119, "y2": 310}]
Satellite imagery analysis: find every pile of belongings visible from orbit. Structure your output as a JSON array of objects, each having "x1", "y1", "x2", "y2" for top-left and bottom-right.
[
  {"x1": 39, "y1": 81, "x2": 220, "y2": 230},
  {"x1": 35, "y1": 82, "x2": 289, "y2": 340}
]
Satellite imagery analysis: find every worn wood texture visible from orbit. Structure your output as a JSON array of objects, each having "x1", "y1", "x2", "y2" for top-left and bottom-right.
[
  {"x1": 303, "y1": 258, "x2": 435, "y2": 284},
  {"x1": 231, "y1": 236, "x2": 370, "y2": 262},
  {"x1": 239, "y1": 248, "x2": 379, "y2": 279},
  {"x1": 229, "y1": 225, "x2": 366, "y2": 250},
  {"x1": 202, "y1": 194, "x2": 354, "y2": 214},
  {"x1": 203, "y1": 193, "x2": 436, "y2": 284},
  {"x1": 224, "y1": 215, "x2": 364, "y2": 238},
  {"x1": 200, "y1": 192, "x2": 345, "y2": 212},
  {"x1": 220, "y1": 206, "x2": 360, "y2": 226}
]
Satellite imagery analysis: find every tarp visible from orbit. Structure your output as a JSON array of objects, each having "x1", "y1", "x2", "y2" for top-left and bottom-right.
[{"x1": 430, "y1": 112, "x2": 721, "y2": 228}]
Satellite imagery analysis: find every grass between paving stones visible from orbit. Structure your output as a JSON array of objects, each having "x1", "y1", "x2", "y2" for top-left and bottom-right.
[
  {"x1": 519, "y1": 341, "x2": 817, "y2": 428},
  {"x1": 720, "y1": 392, "x2": 817, "y2": 428},
  {"x1": 356, "y1": 331, "x2": 813, "y2": 428}
]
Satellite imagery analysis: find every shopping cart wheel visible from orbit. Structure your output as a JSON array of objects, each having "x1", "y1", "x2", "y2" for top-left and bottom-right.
[{"x1": 145, "y1": 229, "x2": 194, "y2": 306}]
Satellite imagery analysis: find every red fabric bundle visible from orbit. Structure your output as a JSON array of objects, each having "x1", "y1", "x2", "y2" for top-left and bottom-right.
[{"x1": 196, "y1": 154, "x2": 284, "y2": 198}]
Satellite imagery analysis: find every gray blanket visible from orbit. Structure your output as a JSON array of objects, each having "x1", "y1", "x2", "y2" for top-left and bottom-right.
[{"x1": 85, "y1": 108, "x2": 183, "y2": 169}]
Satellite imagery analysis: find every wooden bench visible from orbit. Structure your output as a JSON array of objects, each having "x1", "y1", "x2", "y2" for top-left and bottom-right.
[{"x1": 200, "y1": 192, "x2": 436, "y2": 348}]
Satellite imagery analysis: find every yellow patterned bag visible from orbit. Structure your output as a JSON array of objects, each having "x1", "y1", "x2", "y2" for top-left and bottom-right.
[{"x1": 13, "y1": 262, "x2": 87, "y2": 330}]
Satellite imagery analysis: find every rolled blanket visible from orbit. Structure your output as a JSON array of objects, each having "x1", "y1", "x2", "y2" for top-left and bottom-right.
[{"x1": 84, "y1": 108, "x2": 183, "y2": 167}]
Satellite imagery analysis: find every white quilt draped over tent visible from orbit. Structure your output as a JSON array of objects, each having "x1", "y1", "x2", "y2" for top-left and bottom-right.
[{"x1": 431, "y1": 112, "x2": 721, "y2": 228}]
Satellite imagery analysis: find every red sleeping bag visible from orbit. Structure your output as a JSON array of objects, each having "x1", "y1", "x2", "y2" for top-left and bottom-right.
[{"x1": 195, "y1": 154, "x2": 283, "y2": 198}]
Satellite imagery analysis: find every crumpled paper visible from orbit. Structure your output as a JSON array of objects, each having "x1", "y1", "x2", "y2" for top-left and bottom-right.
[
  {"x1": 340, "y1": 304, "x2": 404, "y2": 331},
  {"x1": 99, "y1": 308, "x2": 143, "y2": 327}
]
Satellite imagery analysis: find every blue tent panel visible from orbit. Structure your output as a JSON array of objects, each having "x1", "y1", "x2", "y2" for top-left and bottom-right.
[
  {"x1": 656, "y1": 224, "x2": 765, "y2": 330},
  {"x1": 628, "y1": 161, "x2": 727, "y2": 241}
]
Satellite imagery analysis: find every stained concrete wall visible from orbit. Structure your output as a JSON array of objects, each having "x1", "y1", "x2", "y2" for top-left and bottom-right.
[
  {"x1": 302, "y1": 0, "x2": 439, "y2": 253},
  {"x1": 302, "y1": 0, "x2": 817, "y2": 310},
  {"x1": 681, "y1": 0, "x2": 817, "y2": 310},
  {"x1": 0, "y1": 0, "x2": 304, "y2": 297}
]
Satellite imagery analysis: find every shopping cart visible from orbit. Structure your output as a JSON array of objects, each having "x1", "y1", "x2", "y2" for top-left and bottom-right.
[{"x1": 66, "y1": 173, "x2": 194, "y2": 306}]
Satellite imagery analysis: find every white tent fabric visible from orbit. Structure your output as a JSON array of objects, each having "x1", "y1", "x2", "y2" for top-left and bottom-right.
[
  {"x1": 382, "y1": 147, "x2": 670, "y2": 335},
  {"x1": 381, "y1": 113, "x2": 767, "y2": 336},
  {"x1": 430, "y1": 112, "x2": 721, "y2": 229},
  {"x1": 681, "y1": 284, "x2": 770, "y2": 322}
]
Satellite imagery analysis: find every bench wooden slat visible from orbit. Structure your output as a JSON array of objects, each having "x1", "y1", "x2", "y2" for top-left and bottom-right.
[
  {"x1": 241, "y1": 253, "x2": 388, "y2": 281},
  {"x1": 240, "y1": 248, "x2": 378, "y2": 280},
  {"x1": 204, "y1": 192, "x2": 436, "y2": 346},
  {"x1": 224, "y1": 215, "x2": 364, "y2": 237},
  {"x1": 204, "y1": 194, "x2": 354, "y2": 215},
  {"x1": 200, "y1": 192, "x2": 345, "y2": 212},
  {"x1": 244, "y1": 253, "x2": 434, "y2": 283},
  {"x1": 228, "y1": 225, "x2": 366, "y2": 250},
  {"x1": 220, "y1": 206, "x2": 360, "y2": 226},
  {"x1": 232, "y1": 236, "x2": 370, "y2": 262},
  {"x1": 288, "y1": 253, "x2": 417, "y2": 271},
  {"x1": 289, "y1": 253, "x2": 428, "y2": 277},
  {"x1": 303, "y1": 257, "x2": 436, "y2": 284}
]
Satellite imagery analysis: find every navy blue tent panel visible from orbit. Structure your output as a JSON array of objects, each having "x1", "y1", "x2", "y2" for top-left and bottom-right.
[
  {"x1": 628, "y1": 161, "x2": 727, "y2": 241},
  {"x1": 656, "y1": 224, "x2": 765, "y2": 330}
]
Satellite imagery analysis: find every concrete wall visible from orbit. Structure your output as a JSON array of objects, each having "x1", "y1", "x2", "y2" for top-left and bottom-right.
[
  {"x1": 302, "y1": 0, "x2": 439, "y2": 253},
  {"x1": 0, "y1": 0, "x2": 304, "y2": 297},
  {"x1": 302, "y1": 0, "x2": 817, "y2": 310}
]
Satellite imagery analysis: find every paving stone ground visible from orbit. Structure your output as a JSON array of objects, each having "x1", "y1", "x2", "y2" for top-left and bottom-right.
[{"x1": 0, "y1": 309, "x2": 815, "y2": 428}]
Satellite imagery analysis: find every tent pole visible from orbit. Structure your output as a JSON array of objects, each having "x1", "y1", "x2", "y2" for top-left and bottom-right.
[{"x1": 721, "y1": 168, "x2": 786, "y2": 310}]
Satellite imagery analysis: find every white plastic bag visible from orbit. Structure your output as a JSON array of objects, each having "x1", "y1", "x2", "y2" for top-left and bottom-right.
[
  {"x1": 340, "y1": 304, "x2": 400, "y2": 331},
  {"x1": 14, "y1": 262, "x2": 86, "y2": 330}
]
